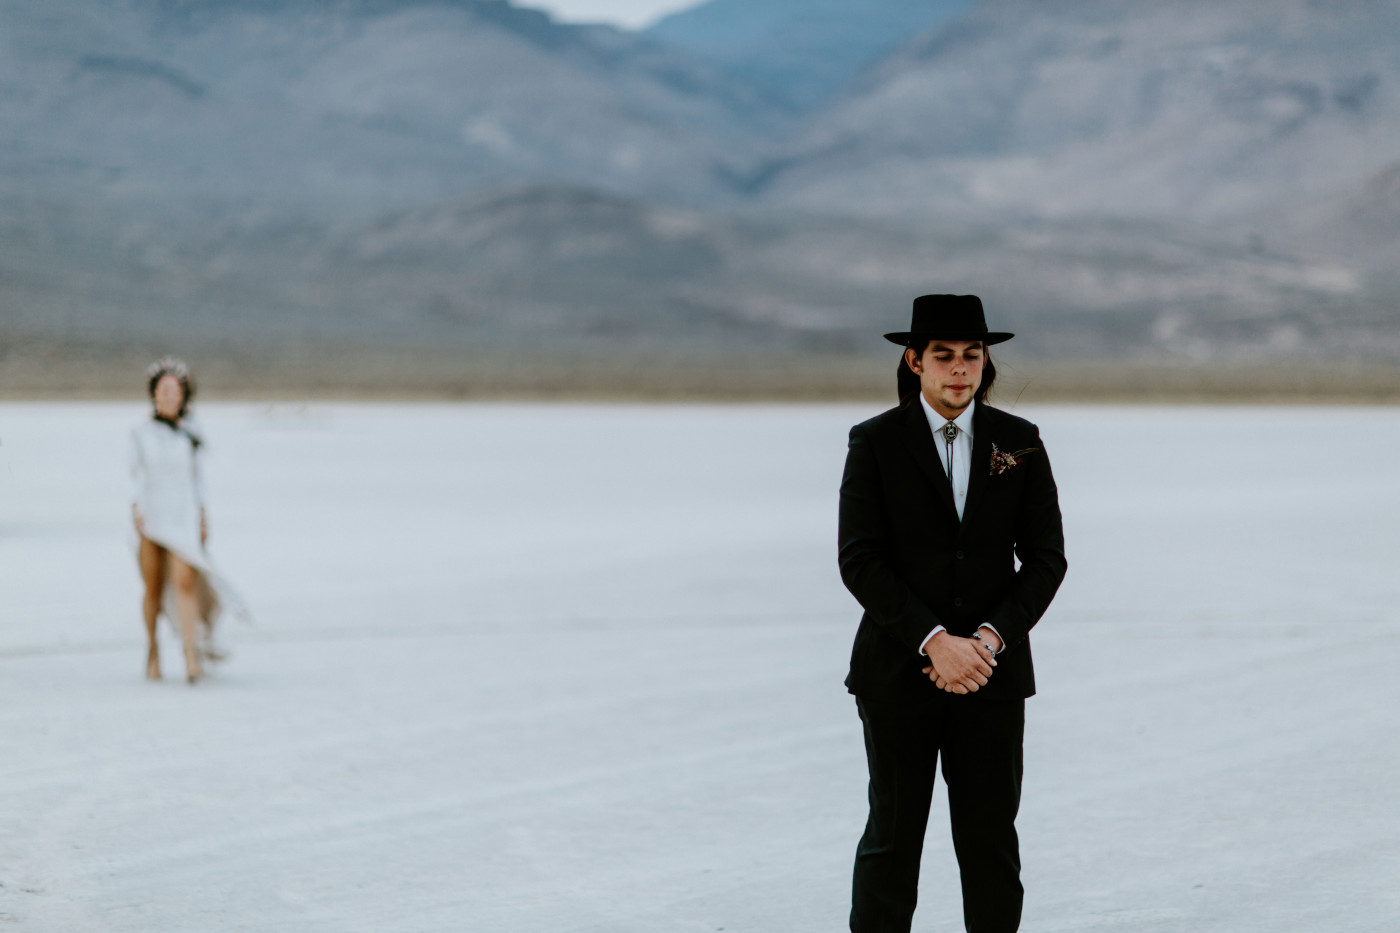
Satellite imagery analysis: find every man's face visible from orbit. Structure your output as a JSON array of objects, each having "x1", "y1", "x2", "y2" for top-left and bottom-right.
[{"x1": 905, "y1": 339, "x2": 984, "y2": 419}]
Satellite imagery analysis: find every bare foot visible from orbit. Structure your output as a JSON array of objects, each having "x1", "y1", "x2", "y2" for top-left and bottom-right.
[
  {"x1": 199, "y1": 632, "x2": 228, "y2": 664},
  {"x1": 146, "y1": 647, "x2": 162, "y2": 681},
  {"x1": 184, "y1": 644, "x2": 203, "y2": 685}
]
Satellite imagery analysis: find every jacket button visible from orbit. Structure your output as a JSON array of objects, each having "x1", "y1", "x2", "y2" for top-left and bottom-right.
[
  {"x1": 954, "y1": 597, "x2": 964, "y2": 608},
  {"x1": 955, "y1": 549, "x2": 966, "y2": 560}
]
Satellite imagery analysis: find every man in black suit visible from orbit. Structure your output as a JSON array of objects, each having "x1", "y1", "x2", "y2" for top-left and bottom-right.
[{"x1": 840, "y1": 294, "x2": 1067, "y2": 933}]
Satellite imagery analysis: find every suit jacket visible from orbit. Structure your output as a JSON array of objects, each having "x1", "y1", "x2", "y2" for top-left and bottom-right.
[{"x1": 839, "y1": 398, "x2": 1067, "y2": 701}]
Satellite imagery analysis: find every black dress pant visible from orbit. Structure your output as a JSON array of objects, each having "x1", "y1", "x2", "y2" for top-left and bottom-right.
[{"x1": 850, "y1": 693, "x2": 1025, "y2": 933}]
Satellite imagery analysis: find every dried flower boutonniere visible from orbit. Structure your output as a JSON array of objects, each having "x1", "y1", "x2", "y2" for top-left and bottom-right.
[{"x1": 989, "y1": 443, "x2": 1039, "y2": 476}]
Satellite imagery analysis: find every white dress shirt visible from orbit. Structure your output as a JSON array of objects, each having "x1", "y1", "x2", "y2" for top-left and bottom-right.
[
  {"x1": 914, "y1": 396, "x2": 1003, "y2": 657},
  {"x1": 921, "y1": 393, "x2": 974, "y2": 520}
]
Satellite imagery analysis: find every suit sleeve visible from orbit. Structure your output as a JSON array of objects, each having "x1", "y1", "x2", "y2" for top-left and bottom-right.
[
  {"x1": 838, "y1": 424, "x2": 946, "y2": 654},
  {"x1": 982, "y1": 429, "x2": 1067, "y2": 651}
]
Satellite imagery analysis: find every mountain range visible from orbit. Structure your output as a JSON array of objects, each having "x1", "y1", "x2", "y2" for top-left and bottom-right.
[
  {"x1": 3, "y1": 0, "x2": 1398, "y2": 396},
  {"x1": 758, "y1": 0, "x2": 1400, "y2": 236}
]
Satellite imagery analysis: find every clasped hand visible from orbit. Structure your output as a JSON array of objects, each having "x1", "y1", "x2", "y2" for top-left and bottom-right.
[{"x1": 921, "y1": 631, "x2": 998, "y2": 694}]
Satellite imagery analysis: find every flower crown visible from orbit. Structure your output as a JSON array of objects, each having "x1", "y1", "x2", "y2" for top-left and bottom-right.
[{"x1": 146, "y1": 356, "x2": 190, "y2": 383}]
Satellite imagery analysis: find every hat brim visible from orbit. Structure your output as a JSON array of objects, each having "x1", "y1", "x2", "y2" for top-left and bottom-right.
[{"x1": 884, "y1": 331, "x2": 1014, "y2": 347}]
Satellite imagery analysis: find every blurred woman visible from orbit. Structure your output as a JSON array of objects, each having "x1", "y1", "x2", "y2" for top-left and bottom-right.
[{"x1": 130, "y1": 357, "x2": 238, "y2": 683}]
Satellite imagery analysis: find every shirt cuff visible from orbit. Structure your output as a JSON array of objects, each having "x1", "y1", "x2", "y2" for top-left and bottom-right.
[
  {"x1": 977, "y1": 623, "x2": 1005, "y2": 654},
  {"x1": 919, "y1": 625, "x2": 946, "y2": 656}
]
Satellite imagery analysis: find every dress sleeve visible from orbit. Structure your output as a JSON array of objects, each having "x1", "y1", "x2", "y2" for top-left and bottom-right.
[
  {"x1": 129, "y1": 427, "x2": 144, "y2": 508},
  {"x1": 191, "y1": 441, "x2": 206, "y2": 510}
]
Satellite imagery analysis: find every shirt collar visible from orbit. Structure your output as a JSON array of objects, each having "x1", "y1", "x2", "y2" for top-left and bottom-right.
[{"x1": 919, "y1": 393, "x2": 975, "y2": 440}]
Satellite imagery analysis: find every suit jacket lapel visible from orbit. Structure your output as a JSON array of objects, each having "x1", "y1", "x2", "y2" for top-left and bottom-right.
[
  {"x1": 899, "y1": 400, "x2": 959, "y2": 520},
  {"x1": 961, "y1": 403, "x2": 993, "y2": 526}
]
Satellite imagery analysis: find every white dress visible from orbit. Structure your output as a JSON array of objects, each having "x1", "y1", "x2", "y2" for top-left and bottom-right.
[{"x1": 130, "y1": 416, "x2": 247, "y2": 628}]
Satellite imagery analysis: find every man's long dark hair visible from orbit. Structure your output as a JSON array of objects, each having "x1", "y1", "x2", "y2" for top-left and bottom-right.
[{"x1": 896, "y1": 341, "x2": 996, "y2": 405}]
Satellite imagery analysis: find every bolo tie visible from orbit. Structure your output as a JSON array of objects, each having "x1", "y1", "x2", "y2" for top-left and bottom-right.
[{"x1": 941, "y1": 420, "x2": 959, "y2": 479}]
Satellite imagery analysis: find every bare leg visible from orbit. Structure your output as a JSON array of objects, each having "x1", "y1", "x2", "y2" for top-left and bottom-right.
[
  {"x1": 169, "y1": 556, "x2": 203, "y2": 684},
  {"x1": 138, "y1": 537, "x2": 166, "y2": 680}
]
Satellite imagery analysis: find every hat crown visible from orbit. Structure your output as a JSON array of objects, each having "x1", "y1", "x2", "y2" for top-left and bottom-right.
[
  {"x1": 883, "y1": 294, "x2": 1013, "y2": 348},
  {"x1": 910, "y1": 294, "x2": 987, "y2": 337}
]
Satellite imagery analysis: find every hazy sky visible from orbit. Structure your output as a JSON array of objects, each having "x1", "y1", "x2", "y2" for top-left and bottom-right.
[{"x1": 526, "y1": 0, "x2": 700, "y2": 29}]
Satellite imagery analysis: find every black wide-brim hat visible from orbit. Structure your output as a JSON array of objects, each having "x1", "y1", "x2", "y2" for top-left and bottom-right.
[{"x1": 883, "y1": 294, "x2": 1014, "y2": 347}]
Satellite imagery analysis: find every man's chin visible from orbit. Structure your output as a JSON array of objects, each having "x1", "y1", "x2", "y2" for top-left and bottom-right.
[{"x1": 940, "y1": 394, "x2": 972, "y2": 412}]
